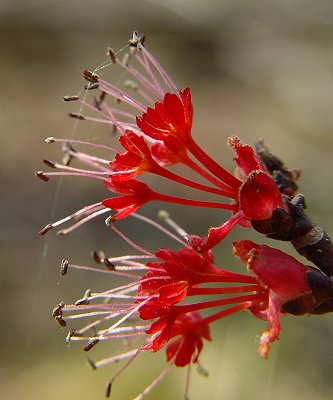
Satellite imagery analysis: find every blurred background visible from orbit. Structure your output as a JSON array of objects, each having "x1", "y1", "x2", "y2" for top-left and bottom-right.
[{"x1": 2, "y1": 0, "x2": 333, "y2": 399}]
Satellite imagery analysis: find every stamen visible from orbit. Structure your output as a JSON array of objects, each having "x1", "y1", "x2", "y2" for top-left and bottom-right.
[
  {"x1": 68, "y1": 112, "x2": 85, "y2": 120},
  {"x1": 105, "y1": 346, "x2": 144, "y2": 397},
  {"x1": 60, "y1": 259, "x2": 69, "y2": 276},
  {"x1": 61, "y1": 143, "x2": 75, "y2": 166},
  {"x1": 120, "y1": 61, "x2": 164, "y2": 101},
  {"x1": 66, "y1": 328, "x2": 76, "y2": 344},
  {"x1": 55, "y1": 316, "x2": 67, "y2": 327},
  {"x1": 138, "y1": 46, "x2": 178, "y2": 94},
  {"x1": 93, "y1": 91, "x2": 107, "y2": 111},
  {"x1": 91, "y1": 251, "x2": 102, "y2": 263},
  {"x1": 97, "y1": 298, "x2": 151, "y2": 339},
  {"x1": 35, "y1": 171, "x2": 49, "y2": 182},
  {"x1": 93, "y1": 348, "x2": 139, "y2": 368},
  {"x1": 132, "y1": 212, "x2": 188, "y2": 247},
  {"x1": 67, "y1": 150, "x2": 111, "y2": 171},
  {"x1": 157, "y1": 210, "x2": 188, "y2": 238},
  {"x1": 107, "y1": 47, "x2": 117, "y2": 64},
  {"x1": 84, "y1": 82, "x2": 100, "y2": 90},
  {"x1": 84, "y1": 338, "x2": 100, "y2": 351},
  {"x1": 122, "y1": 53, "x2": 131, "y2": 67},
  {"x1": 63, "y1": 95, "x2": 80, "y2": 102},
  {"x1": 129, "y1": 31, "x2": 145, "y2": 48},
  {"x1": 183, "y1": 363, "x2": 192, "y2": 400},
  {"x1": 43, "y1": 159, "x2": 110, "y2": 176},
  {"x1": 52, "y1": 302, "x2": 65, "y2": 318},
  {"x1": 75, "y1": 289, "x2": 92, "y2": 306},
  {"x1": 108, "y1": 222, "x2": 154, "y2": 257},
  {"x1": 45, "y1": 137, "x2": 117, "y2": 152},
  {"x1": 38, "y1": 223, "x2": 53, "y2": 236},
  {"x1": 67, "y1": 262, "x2": 142, "y2": 280},
  {"x1": 105, "y1": 381, "x2": 112, "y2": 398},
  {"x1": 104, "y1": 258, "x2": 116, "y2": 271},
  {"x1": 133, "y1": 364, "x2": 172, "y2": 400},
  {"x1": 38, "y1": 202, "x2": 104, "y2": 236},
  {"x1": 196, "y1": 363, "x2": 209, "y2": 378},
  {"x1": 87, "y1": 357, "x2": 97, "y2": 370},
  {"x1": 82, "y1": 69, "x2": 99, "y2": 83}
]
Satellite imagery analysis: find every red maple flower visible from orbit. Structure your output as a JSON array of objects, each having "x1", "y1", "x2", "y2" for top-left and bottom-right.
[
  {"x1": 53, "y1": 216, "x2": 267, "y2": 397},
  {"x1": 165, "y1": 312, "x2": 211, "y2": 367},
  {"x1": 136, "y1": 88, "x2": 193, "y2": 146},
  {"x1": 233, "y1": 239, "x2": 333, "y2": 357},
  {"x1": 38, "y1": 33, "x2": 286, "y2": 243},
  {"x1": 38, "y1": 32, "x2": 333, "y2": 400},
  {"x1": 102, "y1": 179, "x2": 155, "y2": 219}
]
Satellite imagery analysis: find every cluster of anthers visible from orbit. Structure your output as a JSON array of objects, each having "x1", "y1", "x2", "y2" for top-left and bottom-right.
[{"x1": 38, "y1": 32, "x2": 333, "y2": 399}]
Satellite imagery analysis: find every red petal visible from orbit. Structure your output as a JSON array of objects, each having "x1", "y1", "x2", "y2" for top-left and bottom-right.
[
  {"x1": 158, "y1": 281, "x2": 189, "y2": 306},
  {"x1": 163, "y1": 93, "x2": 185, "y2": 130},
  {"x1": 174, "y1": 337, "x2": 196, "y2": 367},
  {"x1": 166, "y1": 337, "x2": 181, "y2": 362}
]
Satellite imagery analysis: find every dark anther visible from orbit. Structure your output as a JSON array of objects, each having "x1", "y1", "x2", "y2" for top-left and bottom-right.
[
  {"x1": 63, "y1": 95, "x2": 80, "y2": 102},
  {"x1": 75, "y1": 289, "x2": 91, "y2": 305},
  {"x1": 62, "y1": 143, "x2": 76, "y2": 166},
  {"x1": 75, "y1": 298, "x2": 90, "y2": 306},
  {"x1": 84, "y1": 83, "x2": 100, "y2": 90},
  {"x1": 107, "y1": 47, "x2": 116, "y2": 64},
  {"x1": 43, "y1": 159, "x2": 56, "y2": 168},
  {"x1": 91, "y1": 251, "x2": 102, "y2": 264},
  {"x1": 93, "y1": 91, "x2": 106, "y2": 111},
  {"x1": 87, "y1": 357, "x2": 97, "y2": 370},
  {"x1": 105, "y1": 381, "x2": 112, "y2": 398},
  {"x1": 52, "y1": 301, "x2": 65, "y2": 318},
  {"x1": 84, "y1": 338, "x2": 99, "y2": 352},
  {"x1": 35, "y1": 171, "x2": 49, "y2": 182},
  {"x1": 68, "y1": 112, "x2": 85, "y2": 120},
  {"x1": 82, "y1": 69, "x2": 99, "y2": 83},
  {"x1": 38, "y1": 223, "x2": 53, "y2": 236},
  {"x1": 196, "y1": 363, "x2": 209, "y2": 378},
  {"x1": 66, "y1": 328, "x2": 76, "y2": 344},
  {"x1": 55, "y1": 315, "x2": 67, "y2": 327},
  {"x1": 105, "y1": 215, "x2": 116, "y2": 227},
  {"x1": 60, "y1": 259, "x2": 69, "y2": 275},
  {"x1": 111, "y1": 124, "x2": 117, "y2": 135},
  {"x1": 129, "y1": 31, "x2": 145, "y2": 47},
  {"x1": 104, "y1": 259, "x2": 116, "y2": 271}
]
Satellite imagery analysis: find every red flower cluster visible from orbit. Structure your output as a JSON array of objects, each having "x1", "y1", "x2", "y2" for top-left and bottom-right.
[{"x1": 39, "y1": 32, "x2": 333, "y2": 399}]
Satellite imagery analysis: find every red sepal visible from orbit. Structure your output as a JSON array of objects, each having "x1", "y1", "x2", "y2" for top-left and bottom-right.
[{"x1": 240, "y1": 171, "x2": 286, "y2": 220}]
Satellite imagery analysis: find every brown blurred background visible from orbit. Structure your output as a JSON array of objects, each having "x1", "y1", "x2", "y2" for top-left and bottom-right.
[{"x1": 2, "y1": 1, "x2": 333, "y2": 399}]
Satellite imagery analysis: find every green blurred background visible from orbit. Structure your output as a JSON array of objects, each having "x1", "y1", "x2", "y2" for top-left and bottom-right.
[{"x1": 2, "y1": 1, "x2": 333, "y2": 399}]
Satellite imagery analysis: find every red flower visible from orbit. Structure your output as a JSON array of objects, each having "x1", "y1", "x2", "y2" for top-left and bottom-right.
[
  {"x1": 39, "y1": 35, "x2": 286, "y2": 246},
  {"x1": 54, "y1": 230, "x2": 266, "y2": 397},
  {"x1": 233, "y1": 240, "x2": 332, "y2": 357},
  {"x1": 39, "y1": 32, "x2": 333, "y2": 400},
  {"x1": 136, "y1": 88, "x2": 193, "y2": 145},
  {"x1": 102, "y1": 180, "x2": 155, "y2": 219},
  {"x1": 166, "y1": 312, "x2": 212, "y2": 367},
  {"x1": 110, "y1": 130, "x2": 158, "y2": 180}
]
